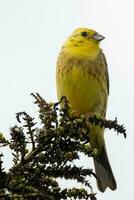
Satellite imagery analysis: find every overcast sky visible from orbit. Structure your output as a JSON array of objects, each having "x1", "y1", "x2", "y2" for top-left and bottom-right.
[{"x1": 0, "y1": 0, "x2": 133, "y2": 199}]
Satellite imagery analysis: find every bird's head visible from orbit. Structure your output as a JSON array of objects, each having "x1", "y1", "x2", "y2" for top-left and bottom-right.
[
  {"x1": 62, "y1": 28, "x2": 105, "y2": 58},
  {"x1": 74, "y1": 28, "x2": 104, "y2": 42}
]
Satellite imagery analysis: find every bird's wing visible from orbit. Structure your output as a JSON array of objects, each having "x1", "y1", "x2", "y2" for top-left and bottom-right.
[{"x1": 101, "y1": 52, "x2": 110, "y2": 95}]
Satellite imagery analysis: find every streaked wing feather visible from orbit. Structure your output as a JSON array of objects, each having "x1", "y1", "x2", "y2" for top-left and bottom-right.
[{"x1": 101, "y1": 52, "x2": 109, "y2": 95}]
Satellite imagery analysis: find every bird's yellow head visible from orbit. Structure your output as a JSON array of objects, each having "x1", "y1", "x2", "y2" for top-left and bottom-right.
[{"x1": 62, "y1": 28, "x2": 105, "y2": 59}]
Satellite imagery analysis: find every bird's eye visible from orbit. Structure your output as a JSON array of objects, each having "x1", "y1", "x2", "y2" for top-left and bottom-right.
[{"x1": 81, "y1": 31, "x2": 88, "y2": 37}]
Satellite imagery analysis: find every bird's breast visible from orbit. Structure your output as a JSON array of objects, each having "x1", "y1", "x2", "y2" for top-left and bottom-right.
[{"x1": 57, "y1": 58, "x2": 107, "y2": 116}]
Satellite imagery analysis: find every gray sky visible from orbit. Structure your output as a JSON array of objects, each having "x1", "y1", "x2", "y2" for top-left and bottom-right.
[{"x1": 0, "y1": 0, "x2": 133, "y2": 199}]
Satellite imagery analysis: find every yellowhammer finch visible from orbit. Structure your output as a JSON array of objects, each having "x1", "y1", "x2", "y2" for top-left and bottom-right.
[{"x1": 56, "y1": 28, "x2": 116, "y2": 192}]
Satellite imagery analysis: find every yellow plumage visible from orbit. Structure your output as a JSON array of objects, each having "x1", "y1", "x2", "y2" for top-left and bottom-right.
[{"x1": 56, "y1": 28, "x2": 116, "y2": 192}]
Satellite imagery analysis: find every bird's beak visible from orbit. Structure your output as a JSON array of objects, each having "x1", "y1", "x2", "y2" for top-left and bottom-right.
[{"x1": 92, "y1": 32, "x2": 105, "y2": 42}]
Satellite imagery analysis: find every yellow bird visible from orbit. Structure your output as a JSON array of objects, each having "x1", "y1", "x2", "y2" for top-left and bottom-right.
[{"x1": 56, "y1": 28, "x2": 116, "y2": 192}]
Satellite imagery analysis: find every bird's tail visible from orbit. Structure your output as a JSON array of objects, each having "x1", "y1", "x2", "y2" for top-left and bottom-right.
[{"x1": 93, "y1": 144, "x2": 117, "y2": 192}]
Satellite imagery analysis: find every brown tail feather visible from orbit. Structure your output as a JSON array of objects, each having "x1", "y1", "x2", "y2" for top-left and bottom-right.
[{"x1": 93, "y1": 144, "x2": 117, "y2": 192}]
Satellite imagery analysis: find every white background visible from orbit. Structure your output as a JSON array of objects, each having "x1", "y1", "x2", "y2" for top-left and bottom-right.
[{"x1": 0, "y1": 0, "x2": 133, "y2": 199}]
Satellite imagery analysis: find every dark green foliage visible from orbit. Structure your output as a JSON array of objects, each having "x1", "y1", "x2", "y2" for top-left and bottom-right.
[{"x1": 0, "y1": 93, "x2": 126, "y2": 199}]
